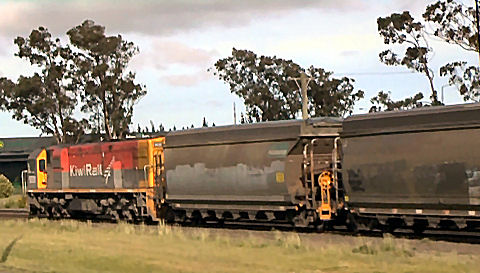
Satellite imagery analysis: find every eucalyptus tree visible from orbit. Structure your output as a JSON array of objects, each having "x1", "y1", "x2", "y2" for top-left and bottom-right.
[
  {"x1": 212, "y1": 48, "x2": 363, "y2": 122},
  {"x1": 424, "y1": 0, "x2": 480, "y2": 102},
  {"x1": 377, "y1": 11, "x2": 440, "y2": 105},
  {"x1": 0, "y1": 27, "x2": 86, "y2": 144},
  {"x1": 67, "y1": 20, "x2": 146, "y2": 140}
]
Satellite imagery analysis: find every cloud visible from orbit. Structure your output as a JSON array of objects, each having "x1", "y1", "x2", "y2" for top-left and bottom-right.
[
  {"x1": 0, "y1": 36, "x2": 12, "y2": 56},
  {"x1": 0, "y1": 0, "x2": 365, "y2": 37},
  {"x1": 151, "y1": 40, "x2": 219, "y2": 69},
  {"x1": 340, "y1": 50, "x2": 360, "y2": 57},
  {"x1": 161, "y1": 70, "x2": 213, "y2": 87},
  {"x1": 130, "y1": 39, "x2": 219, "y2": 85}
]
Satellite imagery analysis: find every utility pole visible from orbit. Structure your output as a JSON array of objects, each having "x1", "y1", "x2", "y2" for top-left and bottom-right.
[
  {"x1": 289, "y1": 72, "x2": 313, "y2": 120},
  {"x1": 476, "y1": 0, "x2": 480, "y2": 64},
  {"x1": 233, "y1": 102, "x2": 237, "y2": 125}
]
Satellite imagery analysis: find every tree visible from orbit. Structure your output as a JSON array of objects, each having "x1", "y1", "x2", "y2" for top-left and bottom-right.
[
  {"x1": 306, "y1": 67, "x2": 364, "y2": 117},
  {"x1": 423, "y1": 0, "x2": 478, "y2": 52},
  {"x1": 202, "y1": 117, "x2": 208, "y2": 127},
  {"x1": 377, "y1": 11, "x2": 440, "y2": 105},
  {"x1": 67, "y1": 20, "x2": 146, "y2": 140},
  {"x1": 212, "y1": 48, "x2": 363, "y2": 122},
  {"x1": 0, "y1": 78, "x2": 13, "y2": 111},
  {"x1": 149, "y1": 120, "x2": 156, "y2": 133},
  {"x1": 424, "y1": 0, "x2": 480, "y2": 102},
  {"x1": 0, "y1": 27, "x2": 87, "y2": 144},
  {"x1": 369, "y1": 91, "x2": 424, "y2": 112},
  {"x1": 0, "y1": 174, "x2": 14, "y2": 198}
]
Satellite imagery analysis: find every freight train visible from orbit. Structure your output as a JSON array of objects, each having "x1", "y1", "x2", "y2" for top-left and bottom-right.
[{"x1": 26, "y1": 103, "x2": 480, "y2": 232}]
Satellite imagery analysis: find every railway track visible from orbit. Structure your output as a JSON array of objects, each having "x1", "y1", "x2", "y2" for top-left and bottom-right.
[
  {"x1": 178, "y1": 220, "x2": 480, "y2": 244},
  {"x1": 3, "y1": 210, "x2": 480, "y2": 244},
  {"x1": 0, "y1": 209, "x2": 29, "y2": 219}
]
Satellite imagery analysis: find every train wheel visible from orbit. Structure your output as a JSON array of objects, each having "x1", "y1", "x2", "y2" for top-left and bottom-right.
[
  {"x1": 165, "y1": 208, "x2": 175, "y2": 223},
  {"x1": 315, "y1": 221, "x2": 326, "y2": 233},
  {"x1": 346, "y1": 213, "x2": 359, "y2": 234},
  {"x1": 412, "y1": 220, "x2": 428, "y2": 235}
]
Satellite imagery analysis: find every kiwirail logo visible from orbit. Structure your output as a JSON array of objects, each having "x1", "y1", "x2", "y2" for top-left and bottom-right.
[{"x1": 70, "y1": 164, "x2": 103, "y2": 177}]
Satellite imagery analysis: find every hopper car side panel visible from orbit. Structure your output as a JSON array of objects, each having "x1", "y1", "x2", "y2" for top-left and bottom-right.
[
  {"x1": 165, "y1": 140, "x2": 297, "y2": 206},
  {"x1": 342, "y1": 129, "x2": 480, "y2": 208}
]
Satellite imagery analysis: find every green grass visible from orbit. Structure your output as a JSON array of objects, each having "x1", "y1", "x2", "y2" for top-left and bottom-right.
[
  {"x1": 0, "y1": 195, "x2": 26, "y2": 209},
  {"x1": 0, "y1": 219, "x2": 478, "y2": 273}
]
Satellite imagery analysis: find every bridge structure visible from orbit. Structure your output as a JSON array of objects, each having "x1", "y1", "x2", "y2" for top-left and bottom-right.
[{"x1": 0, "y1": 137, "x2": 55, "y2": 186}]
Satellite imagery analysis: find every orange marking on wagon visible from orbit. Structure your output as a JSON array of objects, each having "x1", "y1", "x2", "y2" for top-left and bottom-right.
[
  {"x1": 392, "y1": 208, "x2": 398, "y2": 214},
  {"x1": 443, "y1": 210, "x2": 450, "y2": 215},
  {"x1": 415, "y1": 209, "x2": 422, "y2": 214},
  {"x1": 468, "y1": 211, "x2": 476, "y2": 216}
]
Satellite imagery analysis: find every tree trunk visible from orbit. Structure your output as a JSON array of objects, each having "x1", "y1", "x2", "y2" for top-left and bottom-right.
[
  {"x1": 101, "y1": 91, "x2": 112, "y2": 141},
  {"x1": 423, "y1": 62, "x2": 439, "y2": 104}
]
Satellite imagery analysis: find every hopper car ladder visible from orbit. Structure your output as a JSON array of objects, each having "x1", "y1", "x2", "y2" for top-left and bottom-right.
[{"x1": 302, "y1": 139, "x2": 338, "y2": 221}]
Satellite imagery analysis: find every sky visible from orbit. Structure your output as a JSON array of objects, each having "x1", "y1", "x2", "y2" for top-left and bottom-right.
[{"x1": 0, "y1": 0, "x2": 477, "y2": 137}]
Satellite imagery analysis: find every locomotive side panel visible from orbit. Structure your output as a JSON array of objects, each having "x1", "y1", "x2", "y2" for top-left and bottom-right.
[{"x1": 42, "y1": 140, "x2": 149, "y2": 190}]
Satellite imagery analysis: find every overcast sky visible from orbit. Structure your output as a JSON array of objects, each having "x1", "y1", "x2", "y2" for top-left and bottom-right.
[{"x1": 0, "y1": 0, "x2": 476, "y2": 137}]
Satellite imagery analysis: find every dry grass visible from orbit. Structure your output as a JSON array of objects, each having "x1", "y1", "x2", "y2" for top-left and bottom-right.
[{"x1": 0, "y1": 219, "x2": 478, "y2": 273}]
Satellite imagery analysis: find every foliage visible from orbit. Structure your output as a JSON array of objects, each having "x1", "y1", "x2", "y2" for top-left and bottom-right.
[
  {"x1": 0, "y1": 27, "x2": 87, "y2": 144},
  {"x1": 67, "y1": 20, "x2": 147, "y2": 140},
  {"x1": 212, "y1": 48, "x2": 363, "y2": 122},
  {"x1": 424, "y1": 0, "x2": 480, "y2": 102},
  {"x1": 377, "y1": 11, "x2": 440, "y2": 105},
  {"x1": 423, "y1": 0, "x2": 478, "y2": 52},
  {"x1": 0, "y1": 21, "x2": 146, "y2": 143},
  {"x1": 306, "y1": 66, "x2": 364, "y2": 117},
  {"x1": 440, "y1": 61, "x2": 480, "y2": 102},
  {"x1": 0, "y1": 175, "x2": 14, "y2": 198},
  {"x1": 0, "y1": 195, "x2": 27, "y2": 209},
  {"x1": 369, "y1": 91, "x2": 424, "y2": 112}
]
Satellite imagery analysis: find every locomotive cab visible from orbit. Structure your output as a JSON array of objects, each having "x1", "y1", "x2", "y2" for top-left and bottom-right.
[{"x1": 26, "y1": 149, "x2": 48, "y2": 190}]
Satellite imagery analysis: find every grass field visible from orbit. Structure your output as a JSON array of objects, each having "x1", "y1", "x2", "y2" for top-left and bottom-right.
[{"x1": 0, "y1": 219, "x2": 479, "y2": 273}]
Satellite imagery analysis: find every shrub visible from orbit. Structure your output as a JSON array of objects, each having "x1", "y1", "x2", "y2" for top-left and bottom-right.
[{"x1": 0, "y1": 174, "x2": 14, "y2": 198}]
